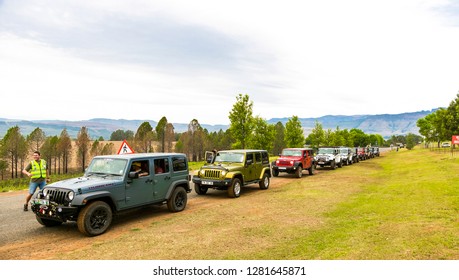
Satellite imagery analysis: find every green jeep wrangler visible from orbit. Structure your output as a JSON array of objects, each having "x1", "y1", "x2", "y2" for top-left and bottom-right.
[
  {"x1": 31, "y1": 153, "x2": 191, "y2": 236},
  {"x1": 192, "y1": 149, "x2": 271, "y2": 198}
]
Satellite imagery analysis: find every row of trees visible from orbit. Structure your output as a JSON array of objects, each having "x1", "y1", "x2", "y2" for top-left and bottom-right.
[
  {"x1": 0, "y1": 126, "x2": 113, "y2": 179},
  {"x1": 1, "y1": 94, "x2": 389, "y2": 179},
  {"x1": 417, "y1": 93, "x2": 459, "y2": 147}
]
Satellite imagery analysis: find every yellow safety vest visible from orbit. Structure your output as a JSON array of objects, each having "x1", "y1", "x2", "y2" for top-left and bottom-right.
[{"x1": 30, "y1": 160, "x2": 47, "y2": 179}]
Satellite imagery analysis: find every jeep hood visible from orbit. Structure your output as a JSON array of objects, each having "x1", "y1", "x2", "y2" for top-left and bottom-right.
[
  {"x1": 46, "y1": 176, "x2": 121, "y2": 192},
  {"x1": 203, "y1": 163, "x2": 241, "y2": 171}
]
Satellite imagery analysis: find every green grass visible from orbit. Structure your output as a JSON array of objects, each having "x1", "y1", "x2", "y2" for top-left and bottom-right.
[
  {"x1": 252, "y1": 148, "x2": 459, "y2": 259},
  {"x1": 0, "y1": 173, "x2": 84, "y2": 192}
]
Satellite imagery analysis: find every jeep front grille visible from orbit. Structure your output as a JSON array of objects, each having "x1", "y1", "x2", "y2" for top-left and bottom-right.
[
  {"x1": 203, "y1": 170, "x2": 221, "y2": 179},
  {"x1": 278, "y1": 160, "x2": 291, "y2": 166},
  {"x1": 47, "y1": 189, "x2": 71, "y2": 205}
]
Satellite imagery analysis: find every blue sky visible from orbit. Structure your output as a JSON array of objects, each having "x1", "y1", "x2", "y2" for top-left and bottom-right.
[{"x1": 1, "y1": 0, "x2": 458, "y2": 125}]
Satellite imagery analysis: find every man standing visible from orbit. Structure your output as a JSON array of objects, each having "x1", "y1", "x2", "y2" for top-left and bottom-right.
[{"x1": 22, "y1": 151, "x2": 50, "y2": 211}]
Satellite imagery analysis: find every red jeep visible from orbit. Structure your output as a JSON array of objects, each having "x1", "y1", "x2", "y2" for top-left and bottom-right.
[{"x1": 272, "y1": 148, "x2": 315, "y2": 178}]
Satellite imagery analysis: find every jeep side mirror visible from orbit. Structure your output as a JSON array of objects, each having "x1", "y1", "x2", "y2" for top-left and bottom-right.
[{"x1": 128, "y1": 171, "x2": 139, "y2": 179}]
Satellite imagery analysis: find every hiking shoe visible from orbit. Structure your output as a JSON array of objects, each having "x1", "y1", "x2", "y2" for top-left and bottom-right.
[{"x1": 23, "y1": 204, "x2": 28, "y2": 211}]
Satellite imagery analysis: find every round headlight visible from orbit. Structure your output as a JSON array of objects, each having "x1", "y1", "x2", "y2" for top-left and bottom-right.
[
  {"x1": 200, "y1": 170, "x2": 205, "y2": 176},
  {"x1": 42, "y1": 189, "x2": 49, "y2": 196},
  {"x1": 221, "y1": 171, "x2": 227, "y2": 177},
  {"x1": 67, "y1": 191, "x2": 74, "y2": 201}
]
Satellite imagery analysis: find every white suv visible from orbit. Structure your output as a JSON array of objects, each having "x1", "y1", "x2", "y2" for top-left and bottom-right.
[{"x1": 315, "y1": 147, "x2": 342, "y2": 169}]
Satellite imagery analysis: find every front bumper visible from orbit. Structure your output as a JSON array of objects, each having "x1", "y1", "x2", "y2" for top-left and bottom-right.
[
  {"x1": 31, "y1": 199, "x2": 79, "y2": 222},
  {"x1": 272, "y1": 165, "x2": 298, "y2": 173},
  {"x1": 192, "y1": 176, "x2": 232, "y2": 190}
]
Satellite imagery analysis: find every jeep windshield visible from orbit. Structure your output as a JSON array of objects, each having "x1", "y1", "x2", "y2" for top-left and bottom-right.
[
  {"x1": 214, "y1": 152, "x2": 244, "y2": 163},
  {"x1": 318, "y1": 148, "x2": 335, "y2": 154},
  {"x1": 282, "y1": 150, "x2": 302, "y2": 156},
  {"x1": 86, "y1": 158, "x2": 128, "y2": 177}
]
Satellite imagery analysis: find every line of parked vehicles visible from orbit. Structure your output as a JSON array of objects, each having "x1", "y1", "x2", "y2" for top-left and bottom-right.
[
  {"x1": 272, "y1": 146, "x2": 380, "y2": 177},
  {"x1": 29, "y1": 146, "x2": 381, "y2": 236}
]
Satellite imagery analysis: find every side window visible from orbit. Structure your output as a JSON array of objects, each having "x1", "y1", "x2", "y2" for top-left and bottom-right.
[
  {"x1": 172, "y1": 157, "x2": 187, "y2": 172},
  {"x1": 154, "y1": 158, "x2": 170, "y2": 174},
  {"x1": 255, "y1": 152, "x2": 261, "y2": 163},
  {"x1": 262, "y1": 152, "x2": 269, "y2": 164},
  {"x1": 130, "y1": 160, "x2": 149, "y2": 177},
  {"x1": 246, "y1": 153, "x2": 253, "y2": 164}
]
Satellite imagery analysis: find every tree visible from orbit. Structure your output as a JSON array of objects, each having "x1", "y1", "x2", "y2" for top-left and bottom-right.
[
  {"x1": 228, "y1": 94, "x2": 254, "y2": 149},
  {"x1": 284, "y1": 115, "x2": 305, "y2": 147},
  {"x1": 110, "y1": 129, "x2": 134, "y2": 141},
  {"x1": 349, "y1": 128, "x2": 369, "y2": 147},
  {"x1": 156, "y1": 117, "x2": 168, "y2": 152},
  {"x1": 27, "y1": 127, "x2": 46, "y2": 153},
  {"x1": 307, "y1": 121, "x2": 325, "y2": 148},
  {"x1": 445, "y1": 93, "x2": 459, "y2": 137},
  {"x1": 417, "y1": 114, "x2": 437, "y2": 145},
  {"x1": 331, "y1": 126, "x2": 345, "y2": 146},
  {"x1": 164, "y1": 123, "x2": 175, "y2": 152},
  {"x1": 1, "y1": 126, "x2": 26, "y2": 178},
  {"x1": 76, "y1": 127, "x2": 91, "y2": 172},
  {"x1": 41, "y1": 136, "x2": 59, "y2": 174},
  {"x1": 135, "y1": 122, "x2": 154, "y2": 153},
  {"x1": 272, "y1": 121, "x2": 285, "y2": 155},
  {"x1": 100, "y1": 143, "x2": 115, "y2": 155},
  {"x1": 250, "y1": 116, "x2": 275, "y2": 151},
  {"x1": 56, "y1": 129, "x2": 72, "y2": 174},
  {"x1": 90, "y1": 139, "x2": 102, "y2": 156},
  {"x1": 406, "y1": 133, "x2": 419, "y2": 150},
  {"x1": 186, "y1": 119, "x2": 204, "y2": 161},
  {"x1": 0, "y1": 160, "x2": 7, "y2": 180}
]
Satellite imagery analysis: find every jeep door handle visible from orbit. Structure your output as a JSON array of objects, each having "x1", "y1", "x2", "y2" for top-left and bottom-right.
[
  {"x1": 145, "y1": 179, "x2": 153, "y2": 183},
  {"x1": 164, "y1": 176, "x2": 171, "y2": 180}
]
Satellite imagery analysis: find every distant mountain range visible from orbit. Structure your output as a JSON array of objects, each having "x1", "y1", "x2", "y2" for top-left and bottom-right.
[{"x1": 0, "y1": 109, "x2": 437, "y2": 140}]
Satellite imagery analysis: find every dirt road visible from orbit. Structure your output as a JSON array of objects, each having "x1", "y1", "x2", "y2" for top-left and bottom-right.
[{"x1": 0, "y1": 175, "x2": 295, "y2": 260}]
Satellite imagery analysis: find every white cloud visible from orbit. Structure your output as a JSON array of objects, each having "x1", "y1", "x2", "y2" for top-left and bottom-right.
[{"x1": 1, "y1": 0, "x2": 458, "y2": 124}]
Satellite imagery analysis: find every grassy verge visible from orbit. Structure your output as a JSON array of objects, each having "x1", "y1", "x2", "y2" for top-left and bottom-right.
[
  {"x1": 0, "y1": 173, "x2": 84, "y2": 192},
  {"x1": 253, "y1": 148, "x2": 459, "y2": 259}
]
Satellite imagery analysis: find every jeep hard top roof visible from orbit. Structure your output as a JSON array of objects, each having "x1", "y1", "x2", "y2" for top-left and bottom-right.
[
  {"x1": 93, "y1": 153, "x2": 187, "y2": 160},
  {"x1": 218, "y1": 149, "x2": 267, "y2": 153},
  {"x1": 282, "y1": 148, "x2": 313, "y2": 150}
]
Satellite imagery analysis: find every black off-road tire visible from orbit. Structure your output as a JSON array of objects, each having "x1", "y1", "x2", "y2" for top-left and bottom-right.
[
  {"x1": 295, "y1": 166, "x2": 303, "y2": 178},
  {"x1": 36, "y1": 216, "x2": 62, "y2": 227},
  {"x1": 77, "y1": 201, "x2": 113, "y2": 237},
  {"x1": 308, "y1": 164, "x2": 315, "y2": 175},
  {"x1": 259, "y1": 173, "x2": 270, "y2": 189},
  {"x1": 272, "y1": 169, "x2": 279, "y2": 177},
  {"x1": 194, "y1": 183, "x2": 208, "y2": 195},
  {"x1": 228, "y1": 178, "x2": 241, "y2": 198},
  {"x1": 167, "y1": 187, "x2": 188, "y2": 212}
]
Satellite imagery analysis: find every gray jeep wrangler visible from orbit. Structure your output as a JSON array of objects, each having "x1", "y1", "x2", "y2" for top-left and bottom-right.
[
  {"x1": 31, "y1": 153, "x2": 191, "y2": 236},
  {"x1": 192, "y1": 149, "x2": 271, "y2": 198}
]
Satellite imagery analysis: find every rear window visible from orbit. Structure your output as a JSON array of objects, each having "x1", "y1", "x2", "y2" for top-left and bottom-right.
[
  {"x1": 172, "y1": 157, "x2": 188, "y2": 172},
  {"x1": 262, "y1": 152, "x2": 269, "y2": 164}
]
